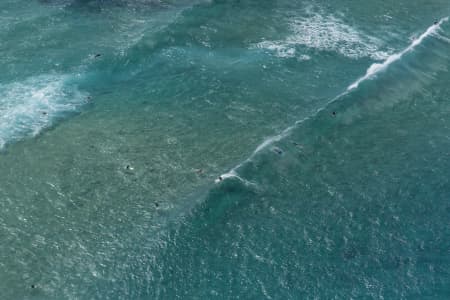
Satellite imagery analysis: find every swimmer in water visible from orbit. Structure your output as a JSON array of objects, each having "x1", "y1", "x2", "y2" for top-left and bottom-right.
[
  {"x1": 434, "y1": 21, "x2": 438, "y2": 25},
  {"x1": 292, "y1": 142, "x2": 303, "y2": 148},
  {"x1": 273, "y1": 147, "x2": 283, "y2": 155}
]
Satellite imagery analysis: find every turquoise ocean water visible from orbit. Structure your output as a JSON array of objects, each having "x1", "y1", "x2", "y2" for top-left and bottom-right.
[{"x1": 1, "y1": 0, "x2": 450, "y2": 299}]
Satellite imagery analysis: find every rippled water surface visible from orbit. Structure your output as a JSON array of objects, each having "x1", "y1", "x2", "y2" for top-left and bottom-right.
[{"x1": 1, "y1": 1, "x2": 449, "y2": 299}]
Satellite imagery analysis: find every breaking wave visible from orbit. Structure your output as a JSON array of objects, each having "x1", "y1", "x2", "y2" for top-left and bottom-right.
[{"x1": 222, "y1": 17, "x2": 449, "y2": 183}]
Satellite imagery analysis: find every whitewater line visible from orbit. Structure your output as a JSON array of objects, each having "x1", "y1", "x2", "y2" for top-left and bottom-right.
[
  {"x1": 215, "y1": 17, "x2": 448, "y2": 184},
  {"x1": 348, "y1": 17, "x2": 449, "y2": 90}
]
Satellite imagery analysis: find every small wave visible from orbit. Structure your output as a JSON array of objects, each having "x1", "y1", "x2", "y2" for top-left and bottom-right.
[
  {"x1": 214, "y1": 170, "x2": 258, "y2": 189},
  {"x1": 432, "y1": 31, "x2": 450, "y2": 44},
  {"x1": 0, "y1": 74, "x2": 87, "y2": 148},
  {"x1": 218, "y1": 17, "x2": 448, "y2": 183},
  {"x1": 255, "y1": 13, "x2": 390, "y2": 60},
  {"x1": 214, "y1": 171, "x2": 238, "y2": 184}
]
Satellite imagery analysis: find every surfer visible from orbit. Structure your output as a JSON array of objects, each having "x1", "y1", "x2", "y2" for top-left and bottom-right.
[
  {"x1": 94, "y1": 54, "x2": 102, "y2": 58},
  {"x1": 273, "y1": 147, "x2": 283, "y2": 155},
  {"x1": 434, "y1": 21, "x2": 438, "y2": 25}
]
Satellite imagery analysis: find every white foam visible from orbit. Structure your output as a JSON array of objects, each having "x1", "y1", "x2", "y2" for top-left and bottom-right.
[
  {"x1": 217, "y1": 17, "x2": 448, "y2": 183},
  {"x1": 215, "y1": 171, "x2": 238, "y2": 184},
  {"x1": 298, "y1": 54, "x2": 312, "y2": 61},
  {"x1": 255, "y1": 41, "x2": 297, "y2": 58},
  {"x1": 432, "y1": 32, "x2": 450, "y2": 44},
  {"x1": 216, "y1": 126, "x2": 295, "y2": 183},
  {"x1": 348, "y1": 18, "x2": 449, "y2": 90},
  {"x1": 256, "y1": 13, "x2": 390, "y2": 60},
  {"x1": 0, "y1": 74, "x2": 87, "y2": 148}
]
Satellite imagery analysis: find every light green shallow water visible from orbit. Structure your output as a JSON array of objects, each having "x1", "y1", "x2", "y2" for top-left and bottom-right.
[{"x1": 0, "y1": 0, "x2": 449, "y2": 299}]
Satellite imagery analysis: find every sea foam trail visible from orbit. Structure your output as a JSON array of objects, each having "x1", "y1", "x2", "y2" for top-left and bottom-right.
[
  {"x1": 0, "y1": 74, "x2": 87, "y2": 149},
  {"x1": 216, "y1": 17, "x2": 449, "y2": 184}
]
